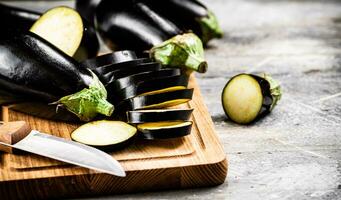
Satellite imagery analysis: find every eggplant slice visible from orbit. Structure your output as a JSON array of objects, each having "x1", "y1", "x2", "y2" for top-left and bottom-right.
[
  {"x1": 222, "y1": 73, "x2": 281, "y2": 124},
  {"x1": 127, "y1": 109, "x2": 193, "y2": 123},
  {"x1": 94, "y1": 58, "x2": 153, "y2": 76},
  {"x1": 81, "y1": 50, "x2": 137, "y2": 69},
  {"x1": 30, "y1": 6, "x2": 84, "y2": 57},
  {"x1": 137, "y1": 121, "x2": 193, "y2": 139},
  {"x1": 109, "y1": 75, "x2": 189, "y2": 105},
  {"x1": 103, "y1": 62, "x2": 162, "y2": 84},
  {"x1": 71, "y1": 120, "x2": 137, "y2": 150},
  {"x1": 119, "y1": 88, "x2": 194, "y2": 111},
  {"x1": 106, "y1": 68, "x2": 181, "y2": 91}
]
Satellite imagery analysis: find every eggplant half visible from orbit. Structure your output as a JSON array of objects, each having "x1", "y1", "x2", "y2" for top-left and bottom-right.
[
  {"x1": 30, "y1": 6, "x2": 100, "y2": 61},
  {"x1": 81, "y1": 50, "x2": 137, "y2": 70},
  {"x1": 0, "y1": 4, "x2": 100, "y2": 61},
  {"x1": 119, "y1": 88, "x2": 194, "y2": 111},
  {"x1": 0, "y1": 31, "x2": 113, "y2": 121},
  {"x1": 109, "y1": 75, "x2": 189, "y2": 105},
  {"x1": 222, "y1": 73, "x2": 281, "y2": 124},
  {"x1": 139, "y1": 0, "x2": 223, "y2": 44},
  {"x1": 137, "y1": 121, "x2": 193, "y2": 139},
  {"x1": 106, "y1": 68, "x2": 181, "y2": 91},
  {"x1": 71, "y1": 120, "x2": 137, "y2": 151},
  {"x1": 127, "y1": 109, "x2": 193, "y2": 123}
]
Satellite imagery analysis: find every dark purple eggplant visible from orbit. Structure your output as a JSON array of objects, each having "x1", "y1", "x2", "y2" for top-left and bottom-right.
[
  {"x1": 75, "y1": 0, "x2": 102, "y2": 25},
  {"x1": 81, "y1": 50, "x2": 137, "y2": 70},
  {"x1": 96, "y1": 0, "x2": 168, "y2": 52},
  {"x1": 127, "y1": 109, "x2": 193, "y2": 123},
  {"x1": 0, "y1": 31, "x2": 113, "y2": 121},
  {"x1": 0, "y1": 3, "x2": 100, "y2": 61},
  {"x1": 139, "y1": 0, "x2": 223, "y2": 44}
]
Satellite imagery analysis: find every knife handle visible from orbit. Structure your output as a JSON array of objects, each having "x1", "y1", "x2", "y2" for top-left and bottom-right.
[{"x1": 0, "y1": 121, "x2": 31, "y2": 153}]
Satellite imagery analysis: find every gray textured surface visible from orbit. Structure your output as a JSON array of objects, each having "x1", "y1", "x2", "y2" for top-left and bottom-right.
[{"x1": 3, "y1": 0, "x2": 341, "y2": 199}]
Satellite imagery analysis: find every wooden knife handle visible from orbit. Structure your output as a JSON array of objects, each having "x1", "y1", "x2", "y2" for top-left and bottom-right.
[{"x1": 0, "y1": 121, "x2": 31, "y2": 153}]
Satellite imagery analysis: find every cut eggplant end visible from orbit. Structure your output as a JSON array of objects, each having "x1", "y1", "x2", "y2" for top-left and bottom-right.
[
  {"x1": 137, "y1": 121, "x2": 192, "y2": 140},
  {"x1": 71, "y1": 120, "x2": 137, "y2": 150},
  {"x1": 30, "y1": 6, "x2": 83, "y2": 56},
  {"x1": 222, "y1": 74, "x2": 263, "y2": 124},
  {"x1": 260, "y1": 73, "x2": 282, "y2": 111},
  {"x1": 53, "y1": 73, "x2": 114, "y2": 121},
  {"x1": 150, "y1": 33, "x2": 207, "y2": 73},
  {"x1": 127, "y1": 109, "x2": 193, "y2": 123},
  {"x1": 197, "y1": 10, "x2": 223, "y2": 44}
]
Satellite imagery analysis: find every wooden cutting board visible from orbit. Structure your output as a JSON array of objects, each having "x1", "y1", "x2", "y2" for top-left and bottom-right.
[{"x1": 0, "y1": 76, "x2": 227, "y2": 200}]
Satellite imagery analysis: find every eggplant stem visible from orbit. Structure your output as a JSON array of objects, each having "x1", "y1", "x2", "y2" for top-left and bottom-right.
[
  {"x1": 261, "y1": 73, "x2": 282, "y2": 111},
  {"x1": 150, "y1": 33, "x2": 207, "y2": 73},
  {"x1": 52, "y1": 72, "x2": 114, "y2": 121},
  {"x1": 197, "y1": 11, "x2": 223, "y2": 44}
]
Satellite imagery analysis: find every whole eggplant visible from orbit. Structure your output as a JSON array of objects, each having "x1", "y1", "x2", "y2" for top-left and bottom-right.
[
  {"x1": 0, "y1": 3, "x2": 100, "y2": 61},
  {"x1": 138, "y1": 0, "x2": 223, "y2": 44},
  {"x1": 96, "y1": 0, "x2": 169, "y2": 52},
  {"x1": 0, "y1": 30, "x2": 113, "y2": 121}
]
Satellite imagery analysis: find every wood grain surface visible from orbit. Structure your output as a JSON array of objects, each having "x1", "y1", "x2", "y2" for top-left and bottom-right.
[{"x1": 0, "y1": 76, "x2": 227, "y2": 200}]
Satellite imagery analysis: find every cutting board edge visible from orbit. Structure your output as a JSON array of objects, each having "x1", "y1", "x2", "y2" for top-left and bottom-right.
[{"x1": 0, "y1": 157, "x2": 227, "y2": 200}]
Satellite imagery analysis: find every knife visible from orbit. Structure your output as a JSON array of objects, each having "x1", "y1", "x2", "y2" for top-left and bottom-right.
[{"x1": 0, "y1": 121, "x2": 125, "y2": 177}]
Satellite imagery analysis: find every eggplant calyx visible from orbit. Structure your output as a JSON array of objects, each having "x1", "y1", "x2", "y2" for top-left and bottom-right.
[
  {"x1": 150, "y1": 33, "x2": 207, "y2": 73},
  {"x1": 52, "y1": 72, "x2": 114, "y2": 121},
  {"x1": 261, "y1": 73, "x2": 282, "y2": 111},
  {"x1": 197, "y1": 11, "x2": 223, "y2": 44}
]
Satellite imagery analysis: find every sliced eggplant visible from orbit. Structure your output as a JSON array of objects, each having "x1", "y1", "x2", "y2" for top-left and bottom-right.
[
  {"x1": 71, "y1": 120, "x2": 137, "y2": 150},
  {"x1": 222, "y1": 73, "x2": 281, "y2": 124},
  {"x1": 140, "y1": 0, "x2": 223, "y2": 43},
  {"x1": 0, "y1": 31, "x2": 113, "y2": 121},
  {"x1": 106, "y1": 68, "x2": 181, "y2": 91},
  {"x1": 109, "y1": 75, "x2": 189, "y2": 105},
  {"x1": 103, "y1": 62, "x2": 162, "y2": 84},
  {"x1": 94, "y1": 58, "x2": 152, "y2": 76},
  {"x1": 127, "y1": 109, "x2": 193, "y2": 123},
  {"x1": 119, "y1": 88, "x2": 194, "y2": 111},
  {"x1": 30, "y1": 6, "x2": 84, "y2": 57},
  {"x1": 81, "y1": 50, "x2": 137, "y2": 70},
  {"x1": 137, "y1": 121, "x2": 192, "y2": 139},
  {"x1": 23, "y1": 6, "x2": 99, "y2": 61}
]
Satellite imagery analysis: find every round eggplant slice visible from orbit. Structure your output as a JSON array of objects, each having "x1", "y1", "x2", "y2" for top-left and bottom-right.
[
  {"x1": 82, "y1": 50, "x2": 138, "y2": 70},
  {"x1": 137, "y1": 121, "x2": 193, "y2": 140},
  {"x1": 120, "y1": 88, "x2": 194, "y2": 111},
  {"x1": 106, "y1": 68, "x2": 181, "y2": 91},
  {"x1": 103, "y1": 62, "x2": 162, "y2": 84},
  {"x1": 222, "y1": 73, "x2": 281, "y2": 124},
  {"x1": 71, "y1": 120, "x2": 137, "y2": 151},
  {"x1": 127, "y1": 109, "x2": 193, "y2": 123},
  {"x1": 30, "y1": 6, "x2": 84, "y2": 57},
  {"x1": 109, "y1": 75, "x2": 189, "y2": 105}
]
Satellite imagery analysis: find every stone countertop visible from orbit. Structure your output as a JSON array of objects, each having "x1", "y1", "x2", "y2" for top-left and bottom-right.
[{"x1": 3, "y1": 0, "x2": 341, "y2": 199}]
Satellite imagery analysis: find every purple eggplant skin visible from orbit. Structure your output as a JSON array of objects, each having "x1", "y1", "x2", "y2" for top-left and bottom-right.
[
  {"x1": 75, "y1": 0, "x2": 102, "y2": 25},
  {"x1": 0, "y1": 31, "x2": 93, "y2": 102},
  {"x1": 0, "y1": 3, "x2": 40, "y2": 31},
  {"x1": 96, "y1": 0, "x2": 169, "y2": 52},
  {"x1": 0, "y1": 3, "x2": 99, "y2": 61}
]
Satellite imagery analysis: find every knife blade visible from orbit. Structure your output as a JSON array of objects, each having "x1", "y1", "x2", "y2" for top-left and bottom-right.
[{"x1": 0, "y1": 121, "x2": 125, "y2": 177}]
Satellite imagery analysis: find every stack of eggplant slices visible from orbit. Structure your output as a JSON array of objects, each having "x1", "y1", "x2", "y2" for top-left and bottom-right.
[{"x1": 0, "y1": 0, "x2": 223, "y2": 150}]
